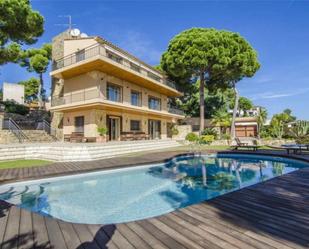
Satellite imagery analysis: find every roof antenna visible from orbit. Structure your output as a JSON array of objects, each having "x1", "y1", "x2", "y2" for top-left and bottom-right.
[{"x1": 55, "y1": 15, "x2": 75, "y2": 31}]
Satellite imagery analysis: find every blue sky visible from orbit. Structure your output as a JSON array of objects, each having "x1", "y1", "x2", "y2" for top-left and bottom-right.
[{"x1": 0, "y1": 0, "x2": 308, "y2": 119}]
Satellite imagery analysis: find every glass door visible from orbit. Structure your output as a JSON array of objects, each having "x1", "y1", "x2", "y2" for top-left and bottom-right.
[
  {"x1": 148, "y1": 120, "x2": 161, "y2": 139},
  {"x1": 109, "y1": 117, "x2": 120, "y2": 141},
  {"x1": 74, "y1": 116, "x2": 84, "y2": 133}
]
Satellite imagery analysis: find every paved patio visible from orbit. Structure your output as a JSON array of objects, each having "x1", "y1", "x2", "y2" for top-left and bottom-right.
[{"x1": 0, "y1": 150, "x2": 309, "y2": 249}]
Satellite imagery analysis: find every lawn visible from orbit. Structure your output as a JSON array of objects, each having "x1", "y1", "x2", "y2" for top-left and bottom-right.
[{"x1": 0, "y1": 159, "x2": 52, "y2": 170}]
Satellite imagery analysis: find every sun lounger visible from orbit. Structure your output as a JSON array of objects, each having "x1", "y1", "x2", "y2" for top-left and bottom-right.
[
  {"x1": 231, "y1": 137, "x2": 260, "y2": 151},
  {"x1": 282, "y1": 144, "x2": 309, "y2": 154}
]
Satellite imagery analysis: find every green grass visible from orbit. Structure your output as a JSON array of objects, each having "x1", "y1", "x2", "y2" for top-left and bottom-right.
[{"x1": 0, "y1": 159, "x2": 52, "y2": 170}]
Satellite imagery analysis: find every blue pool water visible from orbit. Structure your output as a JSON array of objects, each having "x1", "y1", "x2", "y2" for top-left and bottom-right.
[{"x1": 0, "y1": 154, "x2": 307, "y2": 224}]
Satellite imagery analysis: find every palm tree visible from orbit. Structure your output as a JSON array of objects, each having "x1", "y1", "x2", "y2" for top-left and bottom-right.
[{"x1": 211, "y1": 110, "x2": 231, "y2": 138}]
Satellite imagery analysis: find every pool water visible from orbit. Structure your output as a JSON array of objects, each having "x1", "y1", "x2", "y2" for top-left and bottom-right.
[{"x1": 0, "y1": 154, "x2": 307, "y2": 224}]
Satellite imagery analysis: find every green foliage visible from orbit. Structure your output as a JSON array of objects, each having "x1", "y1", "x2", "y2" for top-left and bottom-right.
[
  {"x1": 221, "y1": 133, "x2": 231, "y2": 140},
  {"x1": 0, "y1": 88, "x2": 2, "y2": 101},
  {"x1": 201, "y1": 128, "x2": 218, "y2": 139},
  {"x1": 289, "y1": 120, "x2": 309, "y2": 138},
  {"x1": 161, "y1": 28, "x2": 260, "y2": 132},
  {"x1": 295, "y1": 135, "x2": 309, "y2": 144},
  {"x1": 1, "y1": 100, "x2": 29, "y2": 115},
  {"x1": 199, "y1": 135, "x2": 215, "y2": 144},
  {"x1": 171, "y1": 126, "x2": 179, "y2": 136},
  {"x1": 161, "y1": 28, "x2": 260, "y2": 82},
  {"x1": 97, "y1": 126, "x2": 108, "y2": 136},
  {"x1": 0, "y1": 0, "x2": 44, "y2": 65},
  {"x1": 18, "y1": 77, "x2": 40, "y2": 102},
  {"x1": 20, "y1": 43, "x2": 52, "y2": 107},
  {"x1": 185, "y1": 132, "x2": 199, "y2": 142},
  {"x1": 230, "y1": 96, "x2": 253, "y2": 111},
  {"x1": 269, "y1": 110, "x2": 297, "y2": 138}
]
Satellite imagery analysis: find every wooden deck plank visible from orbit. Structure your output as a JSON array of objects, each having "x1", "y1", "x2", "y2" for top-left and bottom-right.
[
  {"x1": 136, "y1": 220, "x2": 187, "y2": 249},
  {"x1": 18, "y1": 208, "x2": 34, "y2": 249},
  {"x1": 126, "y1": 222, "x2": 168, "y2": 249},
  {"x1": 0, "y1": 202, "x2": 10, "y2": 246},
  {"x1": 58, "y1": 221, "x2": 81, "y2": 249},
  {"x1": 86, "y1": 224, "x2": 119, "y2": 249},
  {"x1": 2, "y1": 206, "x2": 20, "y2": 249},
  {"x1": 72, "y1": 223, "x2": 101, "y2": 249},
  {"x1": 45, "y1": 217, "x2": 67, "y2": 249},
  {"x1": 32, "y1": 212, "x2": 50, "y2": 249},
  {"x1": 116, "y1": 224, "x2": 152, "y2": 249}
]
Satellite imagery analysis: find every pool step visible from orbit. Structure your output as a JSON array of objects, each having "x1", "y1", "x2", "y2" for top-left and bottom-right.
[{"x1": 0, "y1": 140, "x2": 182, "y2": 162}]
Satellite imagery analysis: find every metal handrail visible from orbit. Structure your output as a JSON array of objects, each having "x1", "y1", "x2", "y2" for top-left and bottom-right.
[
  {"x1": 42, "y1": 120, "x2": 58, "y2": 141},
  {"x1": 3, "y1": 118, "x2": 29, "y2": 143},
  {"x1": 52, "y1": 43, "x2": 180, "y2": 92}
]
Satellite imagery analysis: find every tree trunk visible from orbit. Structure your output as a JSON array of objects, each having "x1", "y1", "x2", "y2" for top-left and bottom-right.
[
  {"x1": 38, "y1": 73, "x2": 43, "y2": 109},
  {"x1": 231, "y1": 83, "x2": 239, "y2": 140},
  {"x1": 199, "y1": 72, "x2": 205, "y2": 134}
]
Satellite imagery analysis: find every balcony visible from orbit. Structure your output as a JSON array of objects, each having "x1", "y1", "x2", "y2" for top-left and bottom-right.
[
  {"x1": 51, "y1": 44, "x2": 182, "y2": 97},
  {"x1": 50, "y1": 88, "x2": 185, "y2": 118}
]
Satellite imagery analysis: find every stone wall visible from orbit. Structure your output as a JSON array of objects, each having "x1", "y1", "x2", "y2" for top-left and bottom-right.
[{"x1": 172, "y1": 125, "x2": 192, "y2": 140}]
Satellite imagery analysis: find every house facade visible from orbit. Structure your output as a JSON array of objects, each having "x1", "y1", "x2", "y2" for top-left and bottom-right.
[{"x1": 49, "y1": 30, "x2": 184, "y2": 142}]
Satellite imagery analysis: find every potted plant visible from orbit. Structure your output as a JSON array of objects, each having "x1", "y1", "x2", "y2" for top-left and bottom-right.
[{"x1": 97, "y1": 126, "x2": 108, "y2": 143}]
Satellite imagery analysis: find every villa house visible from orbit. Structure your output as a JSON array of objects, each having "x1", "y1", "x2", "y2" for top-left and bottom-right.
[{"x1": 49, "y1": 30, "x2": 184, "y2": 142}]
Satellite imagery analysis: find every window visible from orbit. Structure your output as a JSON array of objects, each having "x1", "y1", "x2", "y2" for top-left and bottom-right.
[
  {"x1": 148, "y1": 96, "x2": 161, "y2": 111},
  {"x1": 130, "y1": 120, "x2": 141, "y2": 131},
  {"x1": 131, "y1": 90, "x2": 142, "y2": 106},
  {"x1": 107, "y1": 83, "x2": 122, "y2": 102}
]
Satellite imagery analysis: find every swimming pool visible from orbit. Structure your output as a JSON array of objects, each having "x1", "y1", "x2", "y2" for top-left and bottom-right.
[{"x1": 0, "y1": 154, "x2": 307, "y2": 224}]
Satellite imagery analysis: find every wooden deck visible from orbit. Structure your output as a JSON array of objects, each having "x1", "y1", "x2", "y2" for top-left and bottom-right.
[{"x1": 0, "y1": 150, "x2": 309, "y2": 249}]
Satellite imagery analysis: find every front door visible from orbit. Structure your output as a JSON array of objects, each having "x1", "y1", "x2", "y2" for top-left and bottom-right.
[
  {"x1": 109, "y1": 117, "x2": 120, "y2": 141},
  {"x1": 149, "y1": 120, "x2": 161, "y2": 139},
  {"x1": 74, "y1": 116, "x2": 84, "y2": 133}
]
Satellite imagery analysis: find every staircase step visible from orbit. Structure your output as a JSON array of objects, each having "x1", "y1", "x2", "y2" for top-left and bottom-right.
[{"x1": 0, "y1": 140, "x2": 181, "y2": 161}]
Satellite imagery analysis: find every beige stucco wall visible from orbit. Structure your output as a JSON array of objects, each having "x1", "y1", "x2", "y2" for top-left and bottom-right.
[
  {"x1": 62, "y1": 70, "x2": 168, "y2": 111},
  {"x1": 63, "y1": 39, "x2": 98, "y2": 57},
  {"x1": 63, "y1": 109, "x2": 97, "y2": 137},
  {"x1": 63, "y1": 108, "x2": 171, "y2": 139}
]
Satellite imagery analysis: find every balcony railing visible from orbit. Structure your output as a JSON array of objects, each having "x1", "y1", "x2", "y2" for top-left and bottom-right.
[
  {"x1": 52, "y1": 44, "x2": 181, "y2": 92},
  {"x1": 51, "y1": 88, "x2": 100, "y2": 107},
  {"x1": 51, "y1": 88, "x2": 184, "y2": 116},
  {"x1": 168, "y1": 107, "x2": 185, "y2": 116}
]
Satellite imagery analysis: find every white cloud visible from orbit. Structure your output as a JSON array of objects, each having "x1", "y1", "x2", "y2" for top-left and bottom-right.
[{"x1": 250, "y1": 87, "x2": 309, "y2": 100}]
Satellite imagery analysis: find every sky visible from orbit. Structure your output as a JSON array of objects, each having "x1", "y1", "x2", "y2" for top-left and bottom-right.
[{"x1": 0, "y1": 0, "x2": 308, "y2": 119}]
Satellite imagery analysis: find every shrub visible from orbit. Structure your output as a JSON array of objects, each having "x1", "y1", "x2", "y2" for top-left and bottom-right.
[
  {"x1": 185, "y1": 132, "x2": 199, "y2": 142},
  {"x1": 221, "y1": 133, "x2": 231, "y2": 140},
  {"x1": 97, "y1": 126, "x2": 108, "y2": 136},
  {"x1": 171, "y1": 126, "x2": 179, "y2": 136},
  {"x1": 295, "y1": 135, "x2": 309, "y2": 144},
  {"x1": 1, "y1": 100, "x2": 29, "y2": 115},
  {"x1": 199, "y1": 135, "x2": 215, "y2": 144},
  {"x1": 201, "y1": 128, "x2": 218, "y2": 139}
]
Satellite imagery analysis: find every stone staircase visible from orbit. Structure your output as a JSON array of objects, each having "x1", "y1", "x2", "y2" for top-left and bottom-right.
[
  {"x1": 22, "y1": 130, "x2": 57, "y2": 142},
  {"x1": 0, "y1": 130, "x2": 56, "y2": 144},
  {"x1": 0, "y1": 131, "x2": 20, "y2": 144},
  {"x1": 0, "y1": 139, "x2": 182, "y2": 161}
]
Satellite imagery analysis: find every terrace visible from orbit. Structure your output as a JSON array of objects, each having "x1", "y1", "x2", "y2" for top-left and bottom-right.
[
  {"x1": 0, "y1": 149, "x2": 308, "y2": 249},
  {"x1": 50, "y1": 43, "x2": 182, "y2": 97}
]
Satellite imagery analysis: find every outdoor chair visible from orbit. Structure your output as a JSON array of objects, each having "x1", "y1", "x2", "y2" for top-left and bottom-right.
[{"x1": 231, "y1": 137, "x2": 261, "y2": 151}]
